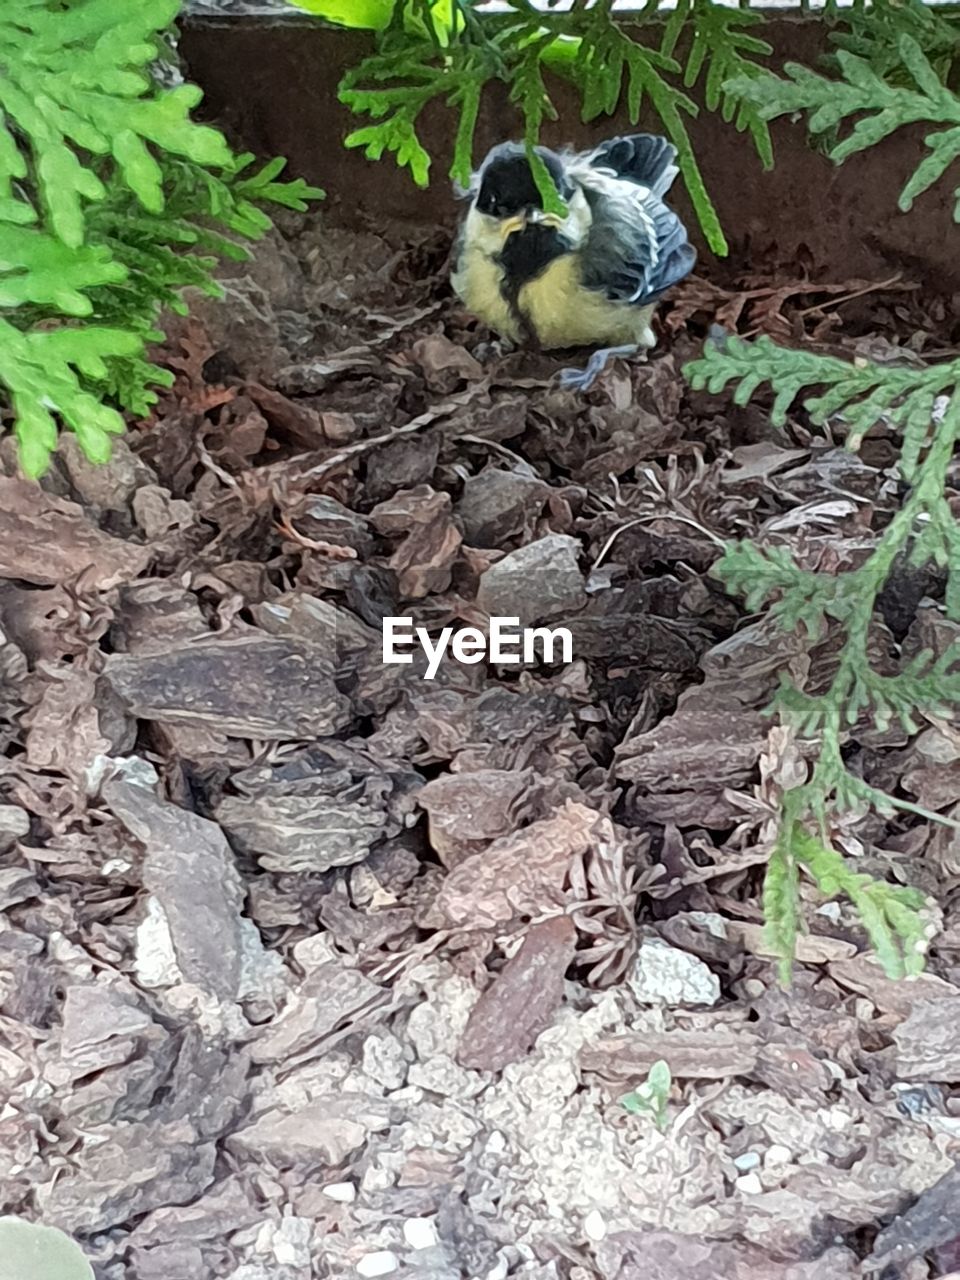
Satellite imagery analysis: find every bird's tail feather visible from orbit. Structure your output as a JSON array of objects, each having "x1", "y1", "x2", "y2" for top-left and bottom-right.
[{"x1": 586, "y1": 135, "x2": 679, "y2": 197}]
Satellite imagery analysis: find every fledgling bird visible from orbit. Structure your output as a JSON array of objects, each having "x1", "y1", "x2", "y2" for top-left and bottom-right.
[{"x1": 451, "y1": 134, "x2": 696, "y2": 390}]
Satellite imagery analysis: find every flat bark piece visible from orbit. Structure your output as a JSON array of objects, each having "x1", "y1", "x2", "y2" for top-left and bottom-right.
[
  {"x1": 104, "y1": 634, "x2": 350, "y2": 738},
  {"x1": 457, "y1": 915, "x2": 576, "y2": 1071},
  {"x1": 865, "y1": 1164, "x2": 960, "y2": 1272},
  {"x1": 595, "y1": 1230, "x2": 857, "y2": 1280},
  {"x1": 104, "y1": 779, "x2": 250, "y2": 1004},
  {"x1": 893, "y1": 998, "x2": 960, "y2": 1080},
  {"x1": 579, "y1": 1027, "x2": 760, "y2": 1084},
  {"x1": 228, "y1": 1095, "x2": 392, "y2": 1165},
  {"x1": 0, "y1": 476, "x2": 150, "y2": 589},
  {"x1": 434, "y1": 800, "x2": 599, "y2": 929}
]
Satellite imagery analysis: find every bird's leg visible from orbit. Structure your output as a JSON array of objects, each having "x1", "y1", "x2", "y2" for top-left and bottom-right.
[{"x1": 556, "y1": 344, "x2": 641, "y2": 392}]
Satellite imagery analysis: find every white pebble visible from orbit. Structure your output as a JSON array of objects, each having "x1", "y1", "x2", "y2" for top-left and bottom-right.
[
  {"x1": 322, "y1": 1181, "x2": 356, "y2": 1203},
  {"x1": 733, "y1": 1151, "x2": 761, "y2": 1172},
  {"x1": 357, "y1": 1251, "x2": 399, "y2": 1278},
  {"x1": 765, "y1": 1144, "x2": 792, "y2": 1166},
  {"x1": 484, "y1": 1252, "x2": 509, "y2": 1280},
  {"x1": 737, "y1": 1172, "x2": 763, "y2": 1195},
  {"x1": 485, "y1": 1129, "x2": 507, "y2": 1156},
  {"x1": 403, "y1": 1217, "x2": 439, "y2": 1250},
  {"x1": 628, "y1": 940, "x2": 720, "y2": 1007},
  {"x1": 583, "y1": 1210, "x2": 606, "y2": 1241}
]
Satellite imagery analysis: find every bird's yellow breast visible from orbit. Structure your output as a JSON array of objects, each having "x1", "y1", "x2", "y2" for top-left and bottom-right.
[
  {"x1": 452, "y1": 231, "x2": 657, "y2": 351},
  {"x1": 450, "y1": 245, "x2": 521, "y2": 342},
  {"x1": 518, "y1": 255, "x2": 656, "y2": 350}
]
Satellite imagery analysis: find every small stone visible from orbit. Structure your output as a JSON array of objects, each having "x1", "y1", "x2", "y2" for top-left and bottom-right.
[
  {"x1": 408, "y1": 1054, "x2": 484, "y2": 1098},
  {"x1": 477, "y1": 534, "x2": 586, "y2": 628},
  {"x1": 733, "y1": 1151, "x2": 761, "y2": 1172},
  {"x1": 627, "y1": 940, "x2": 720, "y2": 1007},
  {"x1": 484, "y1": 1253, "x2": 509, "y2": 1280},
  {"x1": 363, "y1": 1033, "x2": 408, "y2": 1091},
  {"x1": 357, "y1": 1251, "x2": 399, "y2": 1277},
  {"x1": 583, "y1": 1210, "x2": 606, "y2": 1242},
  {"x1": 260, "y1": 1217, "x2": 311, "y2": 1268},
  {"x1": 765, "y1": 1144, "x2": 792, "y2": 1165},
  {"x1": 737, "y1": 1172, "x2": 763, "y2": 1195},
  {"x1": 361, "y1": 1164, "x2": 396, "y2": 1193},
  {"x1": 403, "y1": 1217, "x2": 439, "y2": 1250},
  {"x1": 684, "y1": 911, "x2": 728, "y2": 939},
  {"x1": 486, "y1": 1130, "x2": 507, "y2": 1156},
  {"x1": 816, "y1": 901, "x2": 842, "y2": 923},
  {"x1": 322, "y1": 1181, "x2": 356, "y2": 1204}
]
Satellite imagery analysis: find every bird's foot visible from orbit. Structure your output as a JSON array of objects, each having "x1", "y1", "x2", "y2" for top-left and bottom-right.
[
  {"x1": 473, "y1": 336, "x2": 516, "y2": 362},
  {"x1": 556, "y1": 344, "x2": 640, "y2": 392}
]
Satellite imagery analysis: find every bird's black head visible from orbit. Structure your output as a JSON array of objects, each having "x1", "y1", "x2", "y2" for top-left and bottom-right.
[{"x1": 474, "y1": 144, "x2": 572, "y2": 219}]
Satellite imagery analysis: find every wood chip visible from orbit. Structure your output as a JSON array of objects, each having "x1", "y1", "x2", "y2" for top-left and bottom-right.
[
  {"x1": 727, "y1": 921, "x2": 857, "y2": 965},
  {"x1": 457, "y1": 916, "x2": 577, "y2": 1071},
  {"x1": 104, "y1": 778, "x2": 261, "y2": 1004},
  {"x1": 893, "y1": 999, "x2": 960, "y2": 1080},
  {"x1": 0, "y1": 476, "x2": 150, "y2": 588},
  {"x1": 580, "y1": 1027, "x2": 760, "y2": 1083},
  {"x1": 104, "y1": 634, "x2": 351, "y2": 738}
]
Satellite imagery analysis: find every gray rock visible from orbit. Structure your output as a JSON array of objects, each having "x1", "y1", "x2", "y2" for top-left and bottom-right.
[
  {"x1": 457, "y1": 468, "x2": 548, "y2": 547},
  {"x1": 627, "y1": 941, "x2": 720, "y2": 1008},
  {"x1": 477, "y1": 534, "x2": 585, "y2": 628}
]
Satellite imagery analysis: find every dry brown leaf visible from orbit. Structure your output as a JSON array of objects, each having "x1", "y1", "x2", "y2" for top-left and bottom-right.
[
  {"x1": 245, "y1": 380, "x2": 328, "y2": 449},
  {"x1": 669, "y1": 271, "x2": 914, "y2": 340},
  {"x1": 409, "y1": 334, "x2": 484, "y2": 391},
  {"x1": 721, "y1": 443, "x2": 811, "y2": 485}
]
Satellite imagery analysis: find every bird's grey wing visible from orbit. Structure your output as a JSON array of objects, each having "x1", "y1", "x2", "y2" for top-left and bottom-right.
[
  {"x1": 578, "y1": 180, "x2": 695, "y2": 306},
  {"x1": 583, "y1": 134, "x2": 679, "y2": 199}
]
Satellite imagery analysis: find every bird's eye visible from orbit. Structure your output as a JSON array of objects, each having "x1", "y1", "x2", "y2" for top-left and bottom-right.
[{"x1": 477, "y1": 193, "x2": 510, "y2": 218}]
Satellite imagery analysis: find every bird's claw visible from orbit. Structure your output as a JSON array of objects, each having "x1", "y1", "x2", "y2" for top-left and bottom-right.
[{"x1": 556, "y1": 344, "x2": 640, "y2": 392}]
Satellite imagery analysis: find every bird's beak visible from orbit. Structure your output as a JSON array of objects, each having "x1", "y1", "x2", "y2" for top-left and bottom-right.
[
  {"x1": 527, "y1": 209, "x2": 565, "y2": 229},
  {"x1": 499, "y1": 213, "x2": 527, "y2": 242},
  {"x1": 498, "y1": 208, "x2": 565, "y2": 243}
]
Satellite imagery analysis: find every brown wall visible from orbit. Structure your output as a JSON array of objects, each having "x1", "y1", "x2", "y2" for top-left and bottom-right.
[{"x1": 179, "y1": 15, "x2": 958, "y2": 290}]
